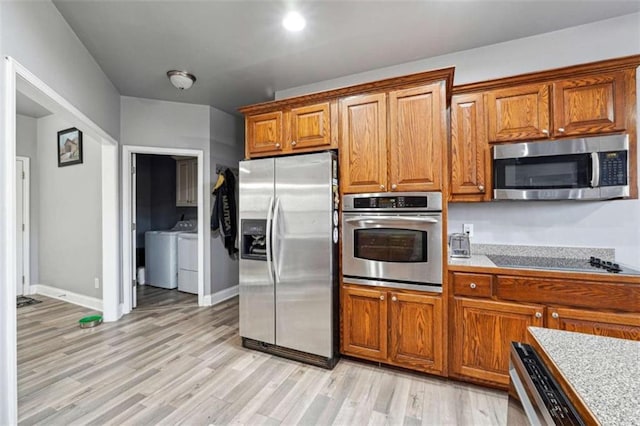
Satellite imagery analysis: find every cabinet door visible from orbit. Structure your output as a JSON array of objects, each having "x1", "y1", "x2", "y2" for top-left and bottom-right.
[
  {"x1": 553, "y1": 71, "x2": 626, "y2": 136},
  {"x1": 450, "y1": 93, "x2": 489, "y2": 200},
  {"x1": 389, "y1": 291, "x2": 443, "y2": 373},
  {"x1": 547, "y1": 307, "x2": 640, "y2": 341},
  {"x1": 452, "y1": 298, "x2": 544, "y2": 386},
  {"x1": 290, "y1": 102, "x2": 332, "y2": 150},
  {"x1": 188, "y1": 159, "x2": 198, "y2": 206},
  {"x1": 486, "y1": 84, "x2": 551, "y2": 142},
  {"x1": 246, "y1": 111, "x2": 284, "y2": 157},
  {"x1": 176, "y1": 160, "x2": 191, "y2": 206},
  {"x1": 339, "y1": 93, "x2": 388, "y2": 193},
  {"x1": 388, "y1": 83, "x2": 444, "y2": 192},
  {"x1": 341, "y1": 284, "x2": 387, "y2": 361}
]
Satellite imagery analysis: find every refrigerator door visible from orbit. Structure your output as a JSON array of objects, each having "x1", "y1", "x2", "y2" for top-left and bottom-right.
[
  {"x1": 239, "y1": 158, "x2": 276, "y2": 344},
  {"x1": 274, "y1": 152, "x2": 336, "y2": 357}
]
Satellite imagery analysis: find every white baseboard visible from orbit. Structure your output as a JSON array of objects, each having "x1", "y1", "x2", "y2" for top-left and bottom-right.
[
  {"x1": 203, "y1": 285, "x2": 238, "y2": 306},
  {"x1": 31, "y1": 284, "x2": 103, "y2": 312}
]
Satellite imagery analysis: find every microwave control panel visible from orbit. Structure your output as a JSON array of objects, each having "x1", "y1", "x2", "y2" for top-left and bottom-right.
[{"x1": 600, "y1": 151, "x2": 627, "y2": 186}]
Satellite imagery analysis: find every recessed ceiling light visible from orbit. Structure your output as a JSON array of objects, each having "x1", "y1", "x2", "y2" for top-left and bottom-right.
[{"x1": 283, "y1": 11, "x2": 306, "y2": 32}]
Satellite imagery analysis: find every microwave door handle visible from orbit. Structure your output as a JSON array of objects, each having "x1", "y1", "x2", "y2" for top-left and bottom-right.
[
  {"x1": 345, "y1": 216, "x2": 439, "y2": 224},
  {"x1": 265, "y1": 196, "x2": 275, "y2": 285},
  {"x1": 591, "y1": 152, "x2": 600, "y2": 188}
]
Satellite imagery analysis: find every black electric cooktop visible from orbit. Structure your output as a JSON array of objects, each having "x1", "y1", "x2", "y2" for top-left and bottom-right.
[{"x1": 486, "y1": 255, "x2": 640, "y2": 276}]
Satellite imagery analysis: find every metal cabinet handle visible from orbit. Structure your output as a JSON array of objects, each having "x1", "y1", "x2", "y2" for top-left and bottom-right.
[
  {"x1": 379, "y1": 184, "x2": 385, "y2": 191},
  {"x1": 469, "y1": 283, "x2": 477, "y2": 289},
  {"x1": 275, "y1": 143, "x2": 281, "y2": 148},
  {"x1": 291, "y1": 141, "x2": 297, "y2": 147},
  {"x1": 542, "y1": 129, "x2": 549, "y2": 135},
  {"x1": 391, "y1": 184, "x2": 397, "y2": 190},
  {"x1": 558, "y1": 127, "x2": 565, "y2": 133},
  {"x1": 380, "y1": 295, "x2": 385, "y2": 301},
  {"x1": 392, "y1": 296, "x2": 397, "y2": 302},
  {"x1": 478, "y1": 185, "x2": 485, "y2": 192},
  {"x1": 552, "y1": 312, "x2": 559, "y2": 319},
  {"x1": 535, "y1": 312, "x2": 542, "y2": 318}
]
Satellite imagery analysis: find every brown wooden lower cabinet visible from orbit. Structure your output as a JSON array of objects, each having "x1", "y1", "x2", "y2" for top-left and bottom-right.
[
  {"x1": 341, "y1": 285, "x2": 387, "y2": 361},
  {"x1": 341, "y1": 284, "x2": 444, "y2": 374},
  {"x1": 547, "y1": 307, "x2": 640, "y2": 341},
  {"x1": 451, "y1": 297, "x2": 544, "y2": 386}
]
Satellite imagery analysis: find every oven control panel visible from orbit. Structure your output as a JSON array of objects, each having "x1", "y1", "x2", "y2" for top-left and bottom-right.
[{"x1": 344, "y1": 192, "x2": 442, "y2": 212}]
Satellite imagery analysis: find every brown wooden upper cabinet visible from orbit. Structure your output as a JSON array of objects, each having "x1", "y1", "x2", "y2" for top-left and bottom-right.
[
  {"x1": 486, "y1": 70, "x2": 628, "y2": 143},
  {"x1": 450, "y1": 93, "x2": 490, "y2": 201},
  {"x1": 245, "y1": 101, "x2": 336, "y2": 158},
  {"x1": 341, "y1": 81, "x2": 446, "y2": 194},
  {"x1": 553, "y1": 71, "x2": 626, "y2": 137},
  {"x1": 486, "y1": 83, "x2": 551, "y2": 143},
  {"x1": 246, "y1": 111, "x2": 284, "y2": 155}
]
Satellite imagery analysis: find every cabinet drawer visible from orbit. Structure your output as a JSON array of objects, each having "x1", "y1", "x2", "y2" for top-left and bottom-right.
[{"x1": 453, "y1": 273, "x2": 493, "y2": 297}]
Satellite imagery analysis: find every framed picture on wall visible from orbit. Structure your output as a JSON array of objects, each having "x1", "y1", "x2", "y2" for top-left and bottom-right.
[{"x1": 57, "y1": 127, "x2": 83, "y2": 167}]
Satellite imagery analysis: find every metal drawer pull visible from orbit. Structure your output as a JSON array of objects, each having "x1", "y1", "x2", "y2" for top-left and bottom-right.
[
  {"x1": 275, "y1": 143, "x2": 281, "y2": 148},
  {"x1": 478, "y1": 185, "x2": 485, "y2": 191},
  {"x1": 380, "y1": 295, "x2": 385, "y2": 301},
  {"x1": 291, "y1": 141, "x2": 297, "y2": 146},
  {"x1": 552, "y1": 312, "x2": 559, "y2": 319},
  {"x1": 469, "y1": 283, "x2": 477, "y2": 289},
  {"x1": 558, "y1": 127, "x2": 565, "y2": 133},
  {"x1": 535, "y1": 312, "x2": 542, "y2": 318},
  {"x1": 391, "y1": 296, "x2": 397, "y2": 302}
]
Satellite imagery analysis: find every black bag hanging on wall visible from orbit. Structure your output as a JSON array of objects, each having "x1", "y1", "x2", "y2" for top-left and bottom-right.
[{"x1": 211, "y1": 169, "x2": 238, "y2": 256}]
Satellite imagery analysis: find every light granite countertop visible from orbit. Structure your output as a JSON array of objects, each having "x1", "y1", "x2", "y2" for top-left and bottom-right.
[
  {"x1": 447, "y1": 244, "x2": 640, "y2": 277},
  {"x1": 528, "y1": 327, "x2": 640, "y2": 425}
]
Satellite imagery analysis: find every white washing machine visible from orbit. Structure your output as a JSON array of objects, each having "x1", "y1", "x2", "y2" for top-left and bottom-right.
[
  {"x1": 145, "y1": 221, "x2": 196, "y2": 289},
  {"x1": 178, "y1": 232, "x2": 198, "y2": 294}
]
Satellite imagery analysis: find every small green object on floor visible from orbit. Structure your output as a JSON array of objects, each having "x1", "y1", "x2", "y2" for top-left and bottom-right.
[{"x1": 79, "y1": 315, "x2": 103, "y2": 328}]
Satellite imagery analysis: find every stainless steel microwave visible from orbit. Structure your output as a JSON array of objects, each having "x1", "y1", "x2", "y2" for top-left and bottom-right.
[{"x1": 493, "y1": 134, "x2": 629, "y2": 201}]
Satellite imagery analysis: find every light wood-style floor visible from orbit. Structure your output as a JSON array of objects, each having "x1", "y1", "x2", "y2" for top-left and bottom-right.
[
  {"x1": 135, "y1": 285, "x2": 198, "y2": 310},
  {"x1": 18, "y1": 295, "x2": 507, "y2": 425}
]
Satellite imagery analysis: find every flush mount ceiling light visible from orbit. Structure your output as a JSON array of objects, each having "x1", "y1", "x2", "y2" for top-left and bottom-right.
[
  {"x1": 283, "y1": 11, "x2": 306, "y2": 32},
  {"x1": 167, "y1": 70, "x2": 196, "y2": 90}
]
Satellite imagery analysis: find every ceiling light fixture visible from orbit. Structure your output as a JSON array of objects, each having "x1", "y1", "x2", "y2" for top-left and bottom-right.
[
  {"x1": 283, "y1": 11, "x2": 306, "y2": 32},
  {"x1": 167, "y1": 70, "x2": 196, "y2": 90}
]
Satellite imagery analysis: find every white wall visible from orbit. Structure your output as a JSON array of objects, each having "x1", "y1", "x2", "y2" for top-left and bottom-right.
[
  {"x1": 16, "y1": 115, "x2": 40, "y2": 284},
  {"x1": 120, "y1": 97, "x2": 213, "y2": 293},
  {"x1": 37, "y1": 114, "x2": 103, "y2": 298},
  {"x1": 276, "y1": 13, "x2": 640, "y2": 265},
  {"x1": 0, "y1": 1, "x2": 120, "y2": 138},
  {"x1": 210, "y1": 108, "x2": 244, "y2": 293}
]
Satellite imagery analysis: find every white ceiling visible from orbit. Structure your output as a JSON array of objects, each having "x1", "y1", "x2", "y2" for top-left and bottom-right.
[{"x1": 53, "y1": 1, "x2": 640, "y2": 115}]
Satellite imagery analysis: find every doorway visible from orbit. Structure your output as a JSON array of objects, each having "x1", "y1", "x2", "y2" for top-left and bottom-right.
[
  {"x1": 122, "y1": 146, "x2": 205, "y2": 313},
  {"x1": 133, "y1": 153, "x2": 199, "y2": 309},
  {"x1": 15, "y1": 157, "x2": 30, "y2": 296}
]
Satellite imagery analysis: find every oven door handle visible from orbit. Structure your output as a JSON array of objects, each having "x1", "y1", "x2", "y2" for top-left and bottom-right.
[{"x1": 345, "y1": 216, "x2": 439, "y2": 224}]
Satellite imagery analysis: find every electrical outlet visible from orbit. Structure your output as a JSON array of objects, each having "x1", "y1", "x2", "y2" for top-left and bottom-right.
[
  {"x1": 94, "y1": 277, "x2": 100, "y2": 289},
  {"x1": 463, "y1": 223, "x2": 474, "y2": 237}
]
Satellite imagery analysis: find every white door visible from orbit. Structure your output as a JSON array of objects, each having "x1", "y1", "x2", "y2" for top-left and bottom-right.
[
  {"x1": 131, "y1": 153, "x2": 138, "y2": 308},
  {"x1": 16, "y1": 159, "x2": 24, "y2": 296}
]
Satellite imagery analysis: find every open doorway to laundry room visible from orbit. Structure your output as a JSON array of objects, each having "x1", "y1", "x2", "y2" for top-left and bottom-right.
[
  {"x1": 122, "y1": 145, "x2": 205, "y2": 313},
  {"x1": 133, "y1": 153, "x2": 200, "y2": 309}
]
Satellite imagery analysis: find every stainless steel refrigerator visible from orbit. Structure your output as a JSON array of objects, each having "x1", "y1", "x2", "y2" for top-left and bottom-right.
[{"x1": 239, "y1": 151, "x2": 339, "y2": 368}]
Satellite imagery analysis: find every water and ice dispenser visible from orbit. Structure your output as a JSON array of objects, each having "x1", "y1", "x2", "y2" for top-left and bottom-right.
[{"x1": 241, "y1": 219, "x2": 267, "y2": 261}]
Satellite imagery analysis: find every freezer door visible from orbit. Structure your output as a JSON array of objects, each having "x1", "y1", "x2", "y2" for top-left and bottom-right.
[
  {"x1": 274, "y1": 152, "x2": 336, "y2": 357},
  {"x1": 239, "y1": 158, "x2": 276, "y2": 344}
]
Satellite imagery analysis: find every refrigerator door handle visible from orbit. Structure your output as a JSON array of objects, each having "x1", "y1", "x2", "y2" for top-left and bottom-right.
[
  {"x1": 265, "y1": 196, "x2": 275, "y2": 285},
  {"x1": 272, "y1": 196, "x2": 282, "y2": 283}
]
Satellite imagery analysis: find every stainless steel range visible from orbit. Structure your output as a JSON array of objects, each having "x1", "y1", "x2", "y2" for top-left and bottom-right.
[{"x1": 342, "y1": 192, "x2": 443, "y2": 292}]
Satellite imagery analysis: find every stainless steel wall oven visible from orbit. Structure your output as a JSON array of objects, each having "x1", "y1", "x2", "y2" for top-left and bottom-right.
[{"x1": 342, "y1": 192, "x2": 442, "y2": 292}]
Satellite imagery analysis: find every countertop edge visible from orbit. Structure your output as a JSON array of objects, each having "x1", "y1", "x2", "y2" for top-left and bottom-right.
[{"x1": 526, "y1": 328, "x2": 600, "y2": 425}]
